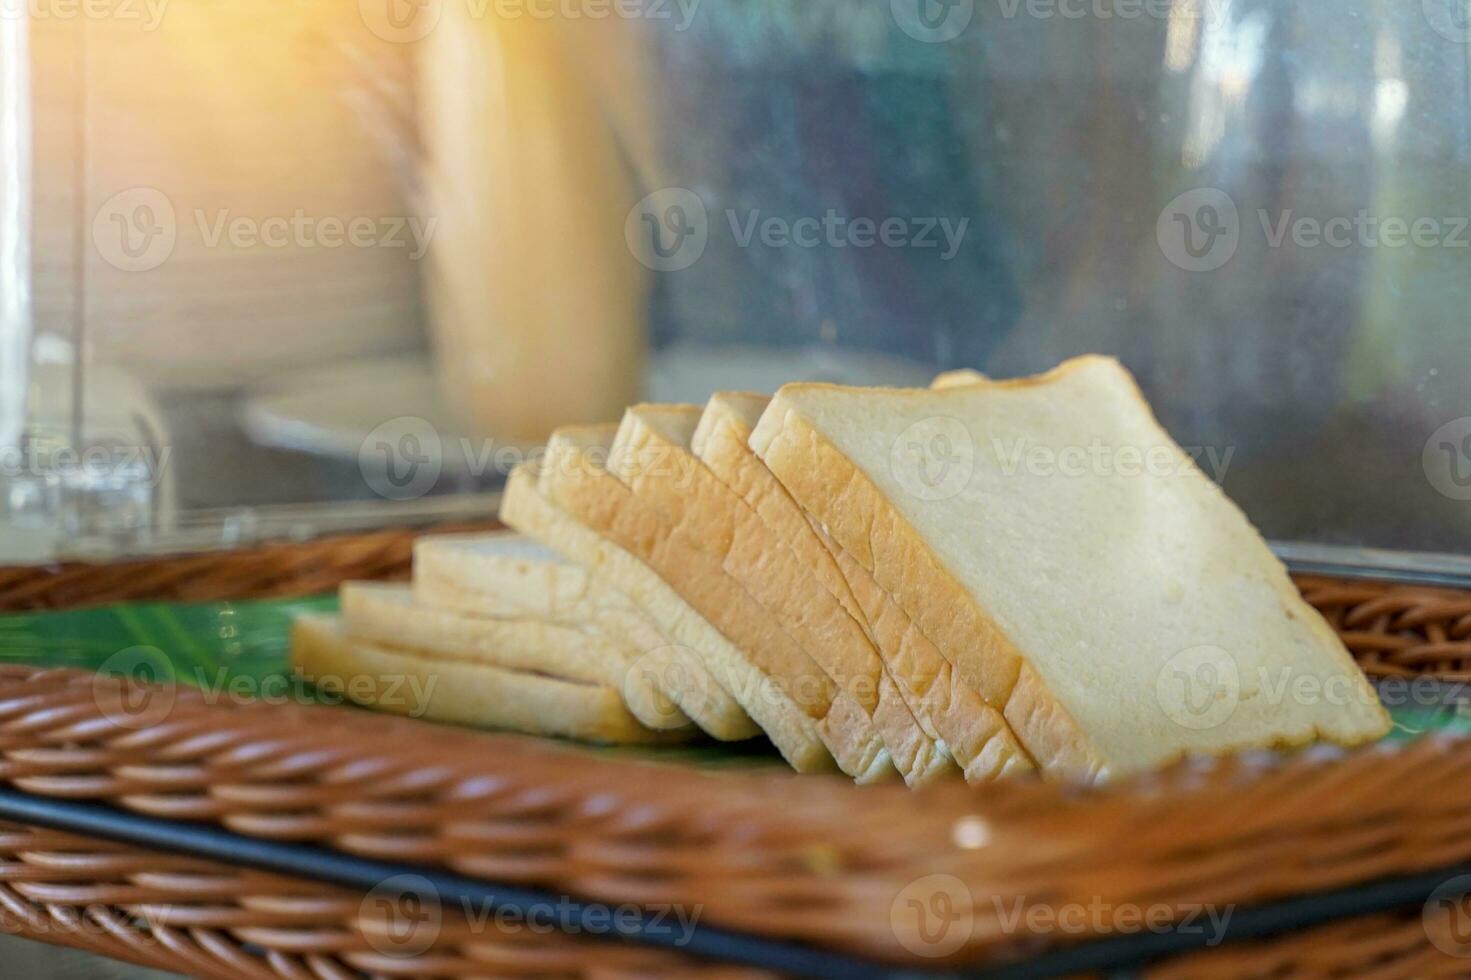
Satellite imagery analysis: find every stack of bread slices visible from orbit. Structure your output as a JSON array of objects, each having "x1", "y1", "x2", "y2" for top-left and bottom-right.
[{"x1": 294, "y1": 357, "x2": 1391, "y2": 784}]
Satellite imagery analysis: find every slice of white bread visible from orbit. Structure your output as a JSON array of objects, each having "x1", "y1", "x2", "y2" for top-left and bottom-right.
[
  {"x1": 343, "y1": 581, "x2": 617, "y2": 685},
  {"x1": 291, "y1": 615, "x2": 675, "y2": 744},
  {"x1": 416, "y1": 534, "x2": 699, "y2": 711},
  {"x1": 412, "y1": 533, "x2": 694, "y2": 730},
  {"x1": 607, "y1": 405, "x2": 899, "y2": 784},
  {"x1": 635, "y1": 394, "x2": 953, "y2": 782},
  {"x1": 497, "y1": 465, "x2": 760, "y2": 743},
  {"x1": 751, "y1": 355, "x2": 1391, "y2": 779},
  {"x1": 533, "y1": 426, "x2": 837, "y2": 774},
  {"x1": 414, "y1": 532, "x2": 596, "y2": 619},
  {"x1": 341, "y1": 582, "x2": 693, "y2": 733},
  {"x1": 693, "y1": 392, "x2": 1035, "y2": 782}
]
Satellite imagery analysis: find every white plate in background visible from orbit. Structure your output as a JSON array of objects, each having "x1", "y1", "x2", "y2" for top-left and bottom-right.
[{"x1": 241, "y1": 345, "x2": 938, "y2": 470}]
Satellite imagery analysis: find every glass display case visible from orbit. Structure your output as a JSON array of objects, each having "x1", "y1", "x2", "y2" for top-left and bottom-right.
[
  {"x1": 3, "y1": 0, "x2": 1469, "y2": 568},
  {"x1": 2, "y1": 8, "x2": 1471, "y2": 979}
]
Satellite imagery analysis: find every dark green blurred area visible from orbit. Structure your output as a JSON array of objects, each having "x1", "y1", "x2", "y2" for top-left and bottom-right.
[
  {"x1": 0, "y1": 599, "x2": 1464, "y2": 761},
  {"x1": 0, "y1": 598, "x2": 790, "y2": 770}
]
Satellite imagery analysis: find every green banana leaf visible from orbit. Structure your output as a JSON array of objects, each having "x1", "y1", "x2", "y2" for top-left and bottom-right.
[
  {"x1": 0, "y1": 599, "x2": 1462, "y2": 769},
  {"x1": 0, "y1": 597, "x2": 785, "y2": 770}
]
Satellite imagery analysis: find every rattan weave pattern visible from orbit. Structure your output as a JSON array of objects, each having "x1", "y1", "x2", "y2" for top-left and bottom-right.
[
  {"x1": 0, "y1": 817, "x2": 1466, "y2": 980},
  {"x1": 0, "y1": 524, "x2": 495, "y2": 612},
  {"x1": 1146, "y1": 906, "x2": 1471, "y2": 979},
  {"x1": 1297, "y1": 576, "x2": 1471, "y2": 681},
  {"x1": 2, "y1": 530, "x2": 1471, "y2": 976},
  {"x1": 0, "y1": 665, "x2": 1469, "y2": 970},
  {"x1": 0, "y1": 820, "x2": 760, "y2": 980}
]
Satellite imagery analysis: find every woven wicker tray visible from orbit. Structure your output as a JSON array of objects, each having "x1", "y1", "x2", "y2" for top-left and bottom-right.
[{"x1": 0, "y1": 527, "x2": 1469, "y2": 978}]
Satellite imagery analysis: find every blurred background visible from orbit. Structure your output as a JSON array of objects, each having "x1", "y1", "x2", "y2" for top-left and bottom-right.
[
  {"x1": 1, "y1": 0, "x2": 1468, "y2": 565},
  {"x1": 0, "y1": 934, "x2": 181, "y2": 979}
]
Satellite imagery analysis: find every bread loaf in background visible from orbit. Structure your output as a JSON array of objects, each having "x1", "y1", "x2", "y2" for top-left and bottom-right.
[{"x1": 419, "y1": 9, "x2": 646, "y2": 442}]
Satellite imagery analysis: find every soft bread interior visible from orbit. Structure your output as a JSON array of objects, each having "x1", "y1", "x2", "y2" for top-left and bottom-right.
[
  {"x1": 752, "y1": 356, "x2": 1389, "y2": 776},
  {"x1": 291, "y1": 615, "x2": 676, "y2": 745},
  {"x1": 342, "y1": 582, "x2": 616, "y2": 686},
  {"x1": 542, "y1": 420, "x2": 839, "y2": 774},
  {"x1": 696, "y1": 390, "x2": 1032, "y2": 783},
  {"x1": 414, "y1": 532, "x2": 592, "y2": 620},
  {"x1": 616, "y1": 404, "x2": 899, "y2": 784},
  {"x1": 499, "y1": 462, "x2": 760, "y2": 742},
  {"x1": 624, "y1": 403, "x2": 701, "y2": 447},
  {"x1": 419, "y1": 531, "x2": 563, "y2": 563}
]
